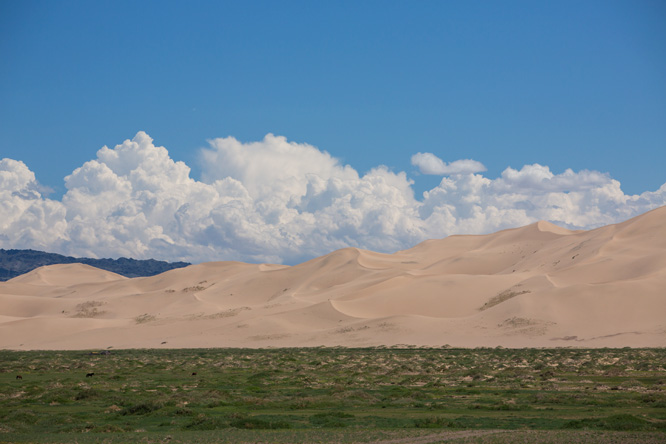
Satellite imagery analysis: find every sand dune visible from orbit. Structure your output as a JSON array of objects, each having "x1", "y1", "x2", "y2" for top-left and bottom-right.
[{"x1": 1, "y1": 206, "x2": 665, "y2": 349}]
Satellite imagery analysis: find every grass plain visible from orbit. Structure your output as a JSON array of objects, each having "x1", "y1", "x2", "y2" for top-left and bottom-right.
[{"x1": 0, "y1": 347, "x2": 665, "y2": 443}]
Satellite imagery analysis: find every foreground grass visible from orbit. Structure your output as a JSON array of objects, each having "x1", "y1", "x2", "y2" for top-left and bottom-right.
[
  {"x1": 3, "y1": 429, "x2": 666, "y2": 444},
  {"x1": 0, "y1": 347, "x2": 665, "y2": 443}
]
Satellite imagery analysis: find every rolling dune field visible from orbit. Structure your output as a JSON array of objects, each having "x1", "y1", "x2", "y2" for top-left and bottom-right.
[{"x1": 1, "y1": 207, "x2": 665, "y2": 350}]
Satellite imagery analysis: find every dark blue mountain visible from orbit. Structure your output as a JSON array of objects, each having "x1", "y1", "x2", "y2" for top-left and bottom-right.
[{"x1": 0, "y1": 249, "x2": 190, "y2": 281}]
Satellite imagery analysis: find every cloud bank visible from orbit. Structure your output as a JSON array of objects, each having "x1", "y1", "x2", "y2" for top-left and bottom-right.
[{"x1": 1, "y1": 132, "x2": 665, "y2": 264}]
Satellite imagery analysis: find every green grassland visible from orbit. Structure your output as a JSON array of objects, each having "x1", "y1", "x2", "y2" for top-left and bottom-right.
[{"x1": 1, "y1": 347, "x2": 665, "y2": 443}]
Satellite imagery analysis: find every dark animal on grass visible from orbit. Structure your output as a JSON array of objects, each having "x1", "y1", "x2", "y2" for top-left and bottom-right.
[
  {"x1": 16, "y1": 375, "x2": 22, "y2": 380},
  {"x1": 86, "y1": 372, "x2": 94, "y2": 378},
  {"x1": 191, "y1": 372, "x2": 197, "y2": 376}
]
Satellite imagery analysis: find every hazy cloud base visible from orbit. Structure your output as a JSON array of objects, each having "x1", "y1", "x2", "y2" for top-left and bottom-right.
[{"x1": 2, "y1": 132, "x2": 664, "y2": 264}]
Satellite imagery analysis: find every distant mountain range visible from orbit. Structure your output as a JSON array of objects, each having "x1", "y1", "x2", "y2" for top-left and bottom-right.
[{"x1": 0, "y1": 249, "x2": 190, "y2": 281}]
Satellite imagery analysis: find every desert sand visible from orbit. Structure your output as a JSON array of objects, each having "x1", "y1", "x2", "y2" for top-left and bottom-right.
[{"x1": 1, "y1": 206, "x2": 665, "y2": 350}]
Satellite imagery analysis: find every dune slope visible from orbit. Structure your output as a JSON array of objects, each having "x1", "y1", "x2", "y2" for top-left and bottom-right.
[{"x1": 1, "y1": 206, "x2": 665, "y2": 349}]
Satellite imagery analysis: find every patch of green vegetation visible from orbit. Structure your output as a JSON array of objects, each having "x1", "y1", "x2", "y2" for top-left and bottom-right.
[
  {"x1": 563, "y1": 413, "x2": 666, "y2": 431},
  {"x1": 0, "y1": 347, "x2": 664, "y2": 443}
]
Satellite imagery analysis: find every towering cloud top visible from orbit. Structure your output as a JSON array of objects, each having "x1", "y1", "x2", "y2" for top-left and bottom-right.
[{"x1": 1, "y1": 132, "x2": 664, "y2": 264}]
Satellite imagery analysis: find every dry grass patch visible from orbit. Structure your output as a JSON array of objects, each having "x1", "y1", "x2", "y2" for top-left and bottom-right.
[
  {"x1": 71, "y1": 301, "x2": 106, "y2": 318},
  {"x1": 134, "y1": 313, "x2": 157, "y2": 324},
  {"x1": 480, "y1": 288, "x2": 531, "y2": 311}
]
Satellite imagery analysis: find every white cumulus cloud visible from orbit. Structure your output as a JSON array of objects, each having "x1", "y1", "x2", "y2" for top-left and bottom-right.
[
  {"x1": 1, "y1": 132, "x2": 664, "y2": 264},
  {"x1": 411, "y1": 152, "x2": 487, "y2": 175}
]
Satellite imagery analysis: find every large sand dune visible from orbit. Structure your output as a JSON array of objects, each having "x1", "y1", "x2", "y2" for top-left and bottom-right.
[{"x1": 2, "y1": 207, "x2": 665, "y2": 349}]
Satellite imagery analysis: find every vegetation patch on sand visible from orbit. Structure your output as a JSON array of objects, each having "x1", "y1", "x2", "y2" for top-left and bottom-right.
[
  {"x1": 134, "y1": 313, "x2": 157, "y2": 324},
  {"x1": 71, "y1": 301, "x2": 106, "y2": 318},
  {"x1": 480, "y1": 288, "x2": 531, "y2": 311}
]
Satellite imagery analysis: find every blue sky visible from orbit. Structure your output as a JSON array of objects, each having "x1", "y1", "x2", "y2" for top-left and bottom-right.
[{"x1": 1, "y1": 0, "x2": 665, "y2": 263}]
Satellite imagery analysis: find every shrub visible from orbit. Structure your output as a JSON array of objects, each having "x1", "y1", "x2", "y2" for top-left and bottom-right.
[
  {"x1": 120, "y1": 402, "x2": 161, "y2": 415},
  {"x1": 183, "y1": 414, "x2": 228, "y2": 430},
  {"x1": 230, "y1": 416, "x2": 292, "y2": 429},
  {"x1": 414, "y1": 416, "x2": 453, "y2": 428}
]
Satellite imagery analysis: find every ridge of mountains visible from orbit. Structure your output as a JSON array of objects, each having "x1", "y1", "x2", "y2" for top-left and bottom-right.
[{"x1": 0, "y1": 248, "x2": 190, "y2": 281}]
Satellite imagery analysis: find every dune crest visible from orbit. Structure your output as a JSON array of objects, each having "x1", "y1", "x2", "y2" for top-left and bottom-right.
[
  {"x1": 1, "y1": 207, "x2": 665, "y2": 349},
  {"x1": 534, "y1": 220, "x2": 576, "y2": 235},
  {"x1": 9, "y1": 263, "x2": 126, "y2": 286}
]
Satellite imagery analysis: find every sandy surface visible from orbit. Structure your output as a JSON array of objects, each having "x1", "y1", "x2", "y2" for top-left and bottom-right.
[{"x1": 1, "y1": 206, "x2": 665, "y2": 350}]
